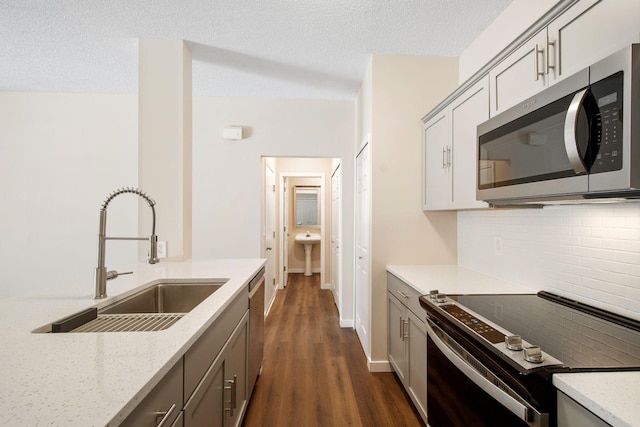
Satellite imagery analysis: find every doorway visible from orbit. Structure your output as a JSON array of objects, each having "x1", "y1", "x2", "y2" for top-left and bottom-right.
[{"x1": 261, "y1": 157, "x2": 341, "y2": 314}]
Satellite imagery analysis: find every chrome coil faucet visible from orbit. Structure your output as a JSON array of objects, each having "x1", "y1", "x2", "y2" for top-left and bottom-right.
[{"x1": 94, "y1": 187, "x2": 159, "y2": 299}]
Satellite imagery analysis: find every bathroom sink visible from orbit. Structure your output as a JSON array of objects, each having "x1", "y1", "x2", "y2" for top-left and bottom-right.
[
  {"x1": 33, "y1": 279, "x2": 228, "y2": 333},
  {"x1": 294, "y1": 233, "x2": 321, "y2": 245},
  {"x1": 100, "y1": 281, "x2": 226, "y2": 314}
]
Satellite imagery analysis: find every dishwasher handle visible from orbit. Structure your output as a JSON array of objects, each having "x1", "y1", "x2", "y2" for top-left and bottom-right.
[
  {"x1": 249, "y1": 276, "x2": 265, "y2": 299},
  {"x1": 426, "y1": 318, "x2": 548, "y2": 427}
]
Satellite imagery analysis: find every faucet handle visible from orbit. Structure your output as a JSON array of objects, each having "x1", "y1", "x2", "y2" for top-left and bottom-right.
[{"x1": 106, "y1": 270, "x2": 133, "y2": 281}]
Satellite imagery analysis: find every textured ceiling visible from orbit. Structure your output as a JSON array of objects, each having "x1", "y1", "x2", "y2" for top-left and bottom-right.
[{"x1": 0, "y1": 0, "x2": 513, "y2": 99}]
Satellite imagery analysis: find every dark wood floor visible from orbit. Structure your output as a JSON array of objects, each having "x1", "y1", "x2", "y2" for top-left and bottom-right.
[{"x1": 242, "y1": 273, "x2": 424, "y2": 427}]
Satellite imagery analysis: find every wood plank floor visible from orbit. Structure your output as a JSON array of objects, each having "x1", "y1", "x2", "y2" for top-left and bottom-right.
[{"x1": 242, "y1": 273, "x2": 425, "y2": 427}]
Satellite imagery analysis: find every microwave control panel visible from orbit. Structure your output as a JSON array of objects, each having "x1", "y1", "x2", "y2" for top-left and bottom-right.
[{"x1": 591, "y1": 71, "x2": 623, "y2": 173}]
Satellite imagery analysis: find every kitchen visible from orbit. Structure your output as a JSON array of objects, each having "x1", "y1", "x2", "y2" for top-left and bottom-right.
[{"x1": 1, "y1": 0, "x2": 640, "y2": 426}]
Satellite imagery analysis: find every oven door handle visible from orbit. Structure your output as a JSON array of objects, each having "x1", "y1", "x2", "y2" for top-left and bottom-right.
[{"x1": 426, "y1": 318, "x2": 548, "y2": 427}]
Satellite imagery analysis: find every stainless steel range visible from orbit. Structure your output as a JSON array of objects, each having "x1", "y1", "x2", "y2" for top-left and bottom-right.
[{"x1": 419, "y1": 291, "x2": 640, "y2": 427}]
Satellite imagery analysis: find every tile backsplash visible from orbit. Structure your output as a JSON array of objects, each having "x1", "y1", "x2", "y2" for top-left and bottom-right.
[{"x1": 458, "y1": 203, "x2": 640, "y2": 321}]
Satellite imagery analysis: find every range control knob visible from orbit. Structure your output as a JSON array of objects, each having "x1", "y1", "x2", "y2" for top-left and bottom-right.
[
  {"x1": 429, "y1": 290, "x2": 439, "y2": 300},
  {"x1": 524, "y1": 345, "x2": 544, "y2": 364},
  {"x1": 436, "y1": 293, "x2": 447, "y2": 303},
  {"x1": 505, "y1": 335, "x2": 523, "y2": 351}
]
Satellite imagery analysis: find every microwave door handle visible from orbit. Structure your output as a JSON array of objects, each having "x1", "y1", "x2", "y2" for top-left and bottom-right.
[{"x1": 563, "y1": 88, "x2": 589, "y2": 174}]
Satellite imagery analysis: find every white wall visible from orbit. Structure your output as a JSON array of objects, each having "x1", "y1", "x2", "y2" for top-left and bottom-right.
[
  {"x1": 191, "y1": 96, "x2": 355, "y2": 323},
  {"x1": 0, "y1": 92, "x2": 138, "y2": 298},
  {"x1": 459, "y1": 204, "x2": 640, "y2": 321},
  {"x1": 357, "y1": 55, "x2": 459, "y2": 368}
]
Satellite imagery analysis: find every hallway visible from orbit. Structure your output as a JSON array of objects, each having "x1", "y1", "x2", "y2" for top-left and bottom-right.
[{"x1": 242, "y1": 273, "x2": 424, "y2": 426}]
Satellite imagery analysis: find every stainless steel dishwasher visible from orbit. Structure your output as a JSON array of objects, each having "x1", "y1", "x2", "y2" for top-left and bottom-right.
[{"x1": 248, "y1": 267, "x2": 265, "y2": 397}]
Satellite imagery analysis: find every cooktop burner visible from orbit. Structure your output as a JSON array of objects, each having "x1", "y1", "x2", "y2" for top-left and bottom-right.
[{"x1": 439, "y1": 292, "x2": 640, "y2": 370}]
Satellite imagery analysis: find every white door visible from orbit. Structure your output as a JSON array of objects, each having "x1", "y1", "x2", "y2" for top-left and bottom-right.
[
  {"x1": 281, "y1": 177, "x2": 289, "y2": 288},
  {"x1": 330, "y1": 165, "x2": 341, "y2": 304},
  {"x1": 355, "y1": 144, "x2": 371, "y2": 357},
  {"x1": 264, "y1": 163, "x2": 276, "y2": 305}
]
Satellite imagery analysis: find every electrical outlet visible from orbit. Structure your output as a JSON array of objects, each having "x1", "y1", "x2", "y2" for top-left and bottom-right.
[
  {"x1": 157, "y1": 241, "x2": 168, "y2": 259},
  {"x1": 494, "y1": 236, "x2": 503, "y2": 256}
]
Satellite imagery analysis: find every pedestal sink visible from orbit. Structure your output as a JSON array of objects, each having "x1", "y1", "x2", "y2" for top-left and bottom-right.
[{"x1": 294, "y1": 233, "x2": 321, "y2": 276}]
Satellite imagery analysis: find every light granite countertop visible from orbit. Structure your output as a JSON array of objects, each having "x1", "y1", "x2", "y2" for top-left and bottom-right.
[
  {"x1": 386, "y1": 264, "x2": 535, "y2": 295},
  {"x1": 0, "y1": 258, "x2": 266, "y2": 426},
  {"x1": 386, "y1": 264, "x2": 640, "y2": 427},
  {"x1": 554, "y1": 372, "x2": 640, "y2": 427}
]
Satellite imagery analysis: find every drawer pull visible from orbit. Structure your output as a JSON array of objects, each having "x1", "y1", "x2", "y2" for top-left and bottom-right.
[
  {"x1": 153, "y1": 403, "x2": 176, "y2": 427},
  {"x1": 396, "y1": 290, "x2": 409, "y2": 299}
]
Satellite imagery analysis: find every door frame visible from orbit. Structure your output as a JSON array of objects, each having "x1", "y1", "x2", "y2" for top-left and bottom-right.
[{"x1": 279, "y1": 172, "x2": 326, "y2": 288}]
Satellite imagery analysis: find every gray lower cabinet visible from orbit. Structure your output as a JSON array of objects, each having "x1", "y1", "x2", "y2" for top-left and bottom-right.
[
  {"x1": 387, "y1": 272, "x2": 428, "y2": 425},
  {"x1": 184, "y1": 311, "x2": 248, "y2": 427},
  {"x1": 120, "y1": 360, "x2": 183, "y2": 427},
  {"x1": 557, "y1": 391, "x2": 611, "y2": 427},
  {"x1": 121, "y1": 280, "x2": 255, "y2": 427}
]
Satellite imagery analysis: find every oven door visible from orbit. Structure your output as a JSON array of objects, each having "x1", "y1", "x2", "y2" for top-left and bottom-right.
[{"x1": 426, "y1": 318, "x2": 549, "y2": 427}]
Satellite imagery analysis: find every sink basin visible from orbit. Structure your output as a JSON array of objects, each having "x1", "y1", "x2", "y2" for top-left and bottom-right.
[
  {"x1": 294, "y1": 233, "x2": 321, "y2": 245},
  {"x1": 100, "y1": 281, "x2": 225, "y2": 314},
  {"x1": 32, "y1": 279, "x2": 227, "y2": 333}
]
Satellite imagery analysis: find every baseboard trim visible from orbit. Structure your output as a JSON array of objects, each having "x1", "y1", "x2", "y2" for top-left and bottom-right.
[
  {"x1": 287, "y1": 268, "x2": 321, "y2": 274},
  {"x1": 339, "y1": 318, "x2": 354, "y2": 328},
  {"x1": 320, "y1": 282, "x2": 332, "y2": 290},
  {"x1": 264, "y1": 290, "x2": 277, "y2": 318},
  {"x1": 368, "y1": 359, "x2": 393, "y2": 373}
]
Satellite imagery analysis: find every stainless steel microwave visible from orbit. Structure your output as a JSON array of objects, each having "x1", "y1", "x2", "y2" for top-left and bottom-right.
[{"x1": 477, "y1": 44, "x2": 640, "y2": 205}]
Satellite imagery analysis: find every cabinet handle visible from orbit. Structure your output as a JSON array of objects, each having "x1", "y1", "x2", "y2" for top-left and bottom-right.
[
  {"x1": 400, "y1": 317, "x2": 404, "y2": 339},
  {"x1": 153, "y1": 403, "x2": 176, "y2": 427},
  {"x1": 442, "y1": 147, "x2": 447, "y2": 168},
  {"x1": 396, "y1": 290, "x2": 409, "y2": 299},
  {"x1": 447, "y1": 146, "x2": 452, "y2": 167},
  {"x1": 232, "y1": 374, "x2": 237, "y2": 410},
  {"x1": 224, "y1": 375, "x2": 238, "y2": 416},
  {"x1": 546, "y1": 36, "x2": 555, "y2": 75},
  {"x1": 535, "y1": 44, "x2": 545, "y2": 81},
  {"x1": 225, "y1": 378, "x2": 235, "y2": 416},
  {"x1": 403, "y1": 319, "x2": 409, "y2": 340}
]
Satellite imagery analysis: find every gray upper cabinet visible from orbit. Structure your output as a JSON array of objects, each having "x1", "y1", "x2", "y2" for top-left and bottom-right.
[
  {"x1": 547, "y1": 0, "x2": 640, "y2": 85},
  {"x1": 423, "y1": 76, "x2": 490, "y2": 211},
  {"x1": 422, "y1": 0, "x2": 640, "y2": 210},
  {"x1": 489, "y1": 30, "x2": 548, "y2": 117},
  {"x1": 490, "y1": 0, "x2": 640, "y2": 117}
]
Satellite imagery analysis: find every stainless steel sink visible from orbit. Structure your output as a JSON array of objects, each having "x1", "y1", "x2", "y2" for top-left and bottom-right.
[
  {"x1": 33, "y1": 280, "x2": 227, "y2": 333},
  {"x1": 100, "y1": 281, "x2": 225, "y2": 314}
]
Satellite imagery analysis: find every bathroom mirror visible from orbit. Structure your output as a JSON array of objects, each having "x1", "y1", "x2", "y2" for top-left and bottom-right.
[{"x1": 294, "y1": 186, "x2": 320, "y2": 227}]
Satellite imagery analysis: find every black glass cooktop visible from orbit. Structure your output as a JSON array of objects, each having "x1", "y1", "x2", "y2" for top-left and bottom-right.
[{"x1": 449, "y1": 292, "x2": 640, "y2": 369}]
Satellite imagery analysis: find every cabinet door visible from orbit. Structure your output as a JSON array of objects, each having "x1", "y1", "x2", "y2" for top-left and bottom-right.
[
  {"x1": 557, "y1": 391, "x2": 611, "y2": 427},
  {"x1": 388, "y1": 292, "x2": 407, "y2": 383},
  {"x1": 450, "y1": 76, "x2": 490, "y2": 209},
  {"x1": 548, "y1": 0, "x2": 640, "y2": 85},
  {"x1": 407, "y1": 310, "x2": 428, "y2": 424},
  {"x1": 184, "y1": 352, "x2": 226, "y2": 427},
  {"x1": 121, "y1": 361, "x2": 183, "y2": 427},
  {"x1": 226, "y1": 313, "x2": 249, "y2": 427},
  {"x1": 423, "y1": 112, "x2": 450, "y2": 210},
  {"x1": 489, "y1": 30, "x2": 548, "y2": 117}
]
